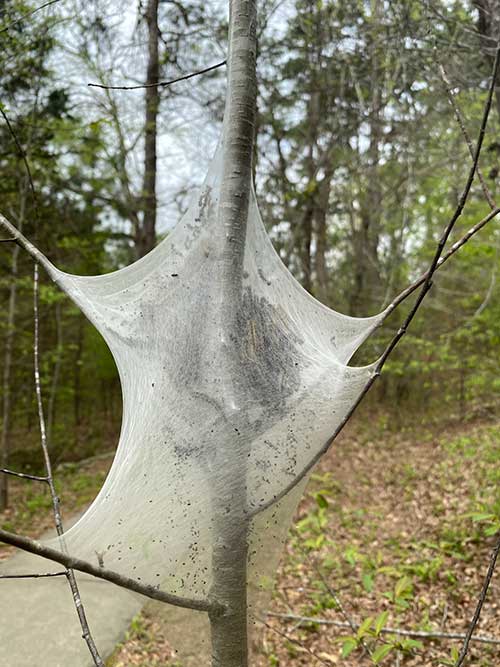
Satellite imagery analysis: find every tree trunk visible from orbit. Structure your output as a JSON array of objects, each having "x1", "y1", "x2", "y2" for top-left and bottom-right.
[
  {"x1": 0, "y1": 242, "x2": 19, "y2": 510},
  {"x1": 350, "y1": 1, "x2": 382, "y2": 315},
  {"x1": 314, "y1": 165, "x2": 334, "y2": 303},
  {"x1": 474, "y1": 0, "x2": 500, "y2": 120},
  {"x1": 73, "y1": 314, "x2": 84, "y2": 429},
  {"x1": 47, "y1": 300, "x2": 63, "y2": 448},
  {"x1": 0, "y1": 181, "x2": 25, "y2": 509},
  {"x1": 136, "y1": 0, "x2": 160, "y2": 258},
  {"x1": 209, "y1": 1, "x2": 257, "y2": 666}
]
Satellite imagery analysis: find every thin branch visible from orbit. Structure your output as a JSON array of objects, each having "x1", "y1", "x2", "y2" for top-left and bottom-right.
[
  {"x1": 0, "y1": 213, "x2": 59, "y2": 280},
  {"x1": 455, "y1": 533, "x2": 500, "y2": 666},
  {"x1": 0, "y1": 109, "x2": 36, "y2": 197},
  {"x1": 252, "y1": 39, "x2": 500, "y2": 517},
  {"x1": 266, "y1": 613, "x2": 500, "y2": 647},
  {"x1": 1, "y1": 104, "x2": 104, "y2": 667},
  {"x1": 0, "y1": 239, "x2": 16, "y2": 243},
  {"x1": 293, "y1": 537, "x2": 373, "y2": 658},
  {"x1": 33, "y1": 263, "x2": 105, "y2": 666},
  {"x1": 311, "y1": 561, "x2": 373, "y2": 659},
  {"x1": 0, "y1": 571, "x2": 66, "y2": 580},
  {"x1": 438, "y1": 62, "x2": 496, "y2": 210},
  {"x1": 0, "y1": 527, "x2": 223, "y2": 614},
  {"x1": 260, "y1": 619, "x2": 331, "y2": 666},
  {"x1": 0, "y1": 0, "x2": 62, "y2": 34},
  {"x1": 0, "y1": 468, "x2": 48, "y2": 483},
  {"x1": 386, "y1": 206, "x2": 500, "y2": 316},
  {"x1": 87, "y1": 60, "x2": 227, "y2": 90}
]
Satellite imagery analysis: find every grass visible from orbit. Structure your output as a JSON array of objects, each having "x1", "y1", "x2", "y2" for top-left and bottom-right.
[{"x1": 0, "y1": 454, "x2": 111, "y2": 560}]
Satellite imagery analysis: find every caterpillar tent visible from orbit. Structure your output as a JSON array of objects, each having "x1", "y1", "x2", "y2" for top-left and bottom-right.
[{"x1": 27, "y1": 134, "x2": 386, "y2": 618}]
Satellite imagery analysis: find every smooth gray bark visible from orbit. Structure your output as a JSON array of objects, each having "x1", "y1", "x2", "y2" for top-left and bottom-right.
[{"x1": 209, "y1": 1, "x2": 258, "y2": 666}]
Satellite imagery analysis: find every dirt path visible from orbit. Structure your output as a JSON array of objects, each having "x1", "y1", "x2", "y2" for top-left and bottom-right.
[{"x1": 0, "y1": 517, "x2": 143, "y2": 667}]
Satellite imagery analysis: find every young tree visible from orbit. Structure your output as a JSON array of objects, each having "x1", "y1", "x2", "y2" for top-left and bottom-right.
[{"x1": 1, "y1": 2, "x2": 499, "y2": 667}]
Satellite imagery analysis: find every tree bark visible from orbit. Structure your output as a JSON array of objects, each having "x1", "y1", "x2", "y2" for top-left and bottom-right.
[
  {"x1": 209, "y1": 2, "x2": 257, "y2": 666},
  {"x1": 0, "y1": 241, "x2": 20, "y2": 510},
  {"x1": 73, "y1": 313, "x2": 84, "y2": 434},
  {"x1": 474, "y1": 0, "x2": 500, "y2": 120},
  {"x1": 314, "y1": 165, "x2": 334, "y2": 303},
  {"x1": 350, "y1": 1, "x2": 382, "y2": 315},
  {"x1": 0, "y1": 176, "x2": 27, "y2": 510},
  {"x1": 137, "y1": 0, "x2": 160, "y2": 258},
  {"x1": 47, "y1": 300, "x2": 63, "y2": 448}
]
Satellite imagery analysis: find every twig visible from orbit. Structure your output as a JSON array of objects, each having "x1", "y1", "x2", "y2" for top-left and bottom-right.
[
  {"x1": 0, "y1": 571, "x2": 66, "y2": 580},
  {"x1": 387, "y1": 206, "x2": 500, "y2": 314},
  {"x1": 438, "y1": 63, "x2": 496, "y2": 210},
  {"x1": 0, "y1": 213, "x2": 59, "y2": 279},
  {"x1": 260, "y1": 619, "x2": 331, "y2": 666},
  {"x1": 0, "y1": 527, "x2": 223, "y2": 613},
  {"x1": 313, "y1": 565, "x2": 373, "y2": 658},
  {"x1": 297, "y1": 541, "x2": 373, "y2": 658},
  {"x1": 0, "y1": 239, "x2": 16, "y2": 243},
  {"x1": 87, "y1": 60, "x2": 227, "y2": 90},
  {"x1": 0, "y1": 0, "x2": 62, "y2": 34},
  {"x1": 0, "y1": 468, "x2": 48, "y2": 483},
  {"x1": 33, "y1": 263, "x2": 104, "y2": 666},
  {"x1": 266, "y1": 613, "x2": 500, "y2": 647},
  {"x1": 0, "y1": 109, "x2": 36, "y2": 197},
  {"x1": 455, "y1": 533, "x2": 500, "y2": 666},
  {"x1": 1, "y1": 104, "x2": 104, "y2": 667}
]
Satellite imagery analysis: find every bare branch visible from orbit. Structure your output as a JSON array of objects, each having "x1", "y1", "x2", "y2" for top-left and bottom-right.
[
  {"x1": 0, "y1": 0, "x2": 62, "y2": 34},
  {"x1": 260, "y1": 619, "x2": 331, "y2": 666},
  {"x1": 0, "y1": 468, "x2": 48, "y2": 483},
  {"x1": 0, "y1": 571, "x2": 66, "y2": 580},
  {"x1": 0, "y1": 108, "x2": 36, "y2": 199},
  {"x1": 88, "y1": 60, "x2": 227, "y2": 91},
  {"x1": 438, "y1": 62, "x2": 496, "y2": 209},
  {"x1": 311, "y1": 561, "x2": 373, "y2": 659},
  {"x1": 33, "y1": 261, "x2": 105, "y2": 666},
  {"x1": 252, "y1": 40, "x2": 500, "y2": 518},
  {"x1": 267, "y1": 612, "x2": 500, "y2": 647},
  {"x1": 0, "y1": 213, "x2": 59, "y2": 280},
  {"x1": 386, "y1": 206, "x2": 500, "y2": 315},
  {"x1": 0, "y1": 527, "x2": 223, "y2": 614},
  {"x1": 1, "y1": 104, "x2": 105, "y2": 666},
  {"x1": 455, "y1": 533, "x2": 500, "y2": 666}
]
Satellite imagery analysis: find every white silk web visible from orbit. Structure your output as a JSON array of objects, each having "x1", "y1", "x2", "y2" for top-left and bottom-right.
[{"x1": 43, "y1": 135, "x2": 385, "y2": 614}]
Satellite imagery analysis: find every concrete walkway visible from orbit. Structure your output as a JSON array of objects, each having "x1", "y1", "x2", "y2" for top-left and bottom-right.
[{"x1": 0, "y1": 521, "x2": 143, "y2": 667}]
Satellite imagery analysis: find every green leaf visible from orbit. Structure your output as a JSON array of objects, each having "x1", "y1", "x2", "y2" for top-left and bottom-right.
[
  {"x1": 374, "y1": 611, "x2": 389, "y2": 636},
  {"x1": 357, "y1": 616, "x2": 374, "y2": 638},
  {"x1": 400, "y1": 638, "x2": 423, "y2": 651},
  {"x1": 394, "y1": 576, "x2": 413, "y2": 599},
  {"x1": 470, "y1": 512, "x2": 495, "y2": 522},
  {"x1": 371, "y1": 644, "x2": 393, "y2": 664},
  {"x1": 316, "y1": 493, "x2": 328, "y2": 509},
  {"x1": 362, "y1": 573, "x2": 374, "y2": 592},
  {"x1": 341, "y1": 638, "x2": 358, "y2": 658}
]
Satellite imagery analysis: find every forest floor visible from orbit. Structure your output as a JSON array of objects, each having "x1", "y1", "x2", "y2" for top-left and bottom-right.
[{"x1": 1, "y1": 414, "x2": 499, "y2": 667}]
